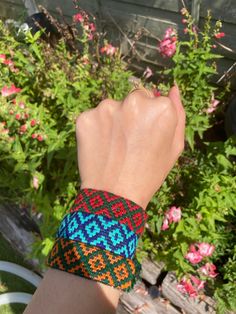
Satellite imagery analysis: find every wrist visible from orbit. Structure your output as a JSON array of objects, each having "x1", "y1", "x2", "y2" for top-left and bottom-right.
[{"x1": 80, "y1": 182, "x2": 149, "y2": 209}]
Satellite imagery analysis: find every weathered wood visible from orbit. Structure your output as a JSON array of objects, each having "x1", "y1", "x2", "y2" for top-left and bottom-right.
[
  {"x1": 36, "y1": 0, "x2": 76, "y2": 17},
  {"x1": 116, "y1": 302, "x2": 130, "y2": 314},
  {"x1": 22, "y1": 0, "x2": 39, "y2": 15},
  {"x1": 199, "y1": 0, "x2": 236, "y2": 24},
  {"x1": 0, "y1": 204, "x2": 39, "y2": 266},
  {"x1": 119, "y1": 281, "x2": 181, "y2": 314},
  {"x1": 0, "y1": 1, "x2": 25, "y2": 19},
  {"x1": 191, "y1": 0, "x2": 201, "y2": 24},
  {"x1": 162, "y1": 273, "x2": 216, "y2": 314},
  {"x1": 141, "y1": 258, "x2": 164, "y2": 285},
  {"x1": 109, "y1": 0, "x2": 191, "y2": 13}
]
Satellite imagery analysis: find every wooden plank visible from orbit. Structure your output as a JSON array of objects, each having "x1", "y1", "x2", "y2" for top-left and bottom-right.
[
  {"x1": 198, "y1": 17, "x2": 236, "y2": 58},
  {"x1": 22, "y1": 0, "x2": 39, "y2": 15},
  {"x1": 199, "y1": 0, "x2": 236, "y2": 24},
  {"x1": 109, "y1": 0, "x2": 191, "y2": 13},
  {"x1": 191, "y1": 0, "x2": 201, "y2": 24},
  {"x1": 0, "y1": 1, "x2": 25, "y2": 19},
  {"x1": 0, "y1": 0, "x2": 22, "y2": 5},
  {"x1": 35, "y1": 0, "x2": 77, "y2": 17},
  {"x1": 0, "y1": 205, "x2": 38, "y2": 267},
  {"x1": 116, "y1": 302, "x2": 130, "y2": 314},
  {"x1": 96, "y1": 0, "x2": 182, "y2": 24},
  {"x1": 162, "y1": 273, "x2": 216, "y2": 314},
  {"x1": 119, "y1": 281, "x2": 181, "y2": 314},
  {"x1": 141, "y1": 258, "x2": 164, "y2": 285}
]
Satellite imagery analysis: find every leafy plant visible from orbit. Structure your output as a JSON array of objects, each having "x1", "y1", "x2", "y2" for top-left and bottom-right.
[
  {"x1": 140, "y1": 8, "x2": 236, "y2": 314},
  {"x1": 0, "y1": 6, "x2": 235, "y2": 314},
  {"x1": 0, "y1": 10, "x2": 131, "y2": 265}
]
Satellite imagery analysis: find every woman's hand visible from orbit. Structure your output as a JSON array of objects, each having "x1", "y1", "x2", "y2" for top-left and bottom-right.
[{"x1": 76, "y1": 85, "x2": 185, "y2": 208}]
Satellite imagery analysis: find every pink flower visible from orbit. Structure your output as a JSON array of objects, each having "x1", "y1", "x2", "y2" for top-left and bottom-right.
[
  {"x1": 162, "y1": 205, "x2": 181, "y2": 231},
  {"x1": 73, "y1": 13, "x2": 84, "y2": 23},
  {"x1": 9, "y1": 109, "x2": 14, "y2": 115},
  {"x1": 1, "y1": 57, "x2": 17, "y2": 72},
  {"x1": 19, "y1": 124, "x2": 27, "y2": 134},
  {"x1": 206, "y1": 96, "x2": 220, "y2": 114},
  {"x1": 177, "y1": 278, "x2": 198, "y2": 297},
  {"x1": 0, "y1": 54, "x2": 6, "y2": 61},
  {"x1": 159, "y1": 28, "x2": 177, "y2": 58},
  {"x1": 15, "y1": 113, "x2": 21, "y2": 120},
  {"x1": 100, "y1": 44, "x2": 117, "y2": 56},
  {"x1": 37, "y1": 134, "x2": 44, "y2": 142},
  {"x1": 88, "y1": 33, "x2": 94, "y2": 41},
  {"x1": 197, "y1": 243, "x2": 215, "y2": 257},
  {"x1": 190, "y1": 275, "x2": 205, "y2": 290},
  {"x1": 214, "y1": 32, "x2": 225, "y2": 39},
  {"x1": 185, "y1": 251, "x2": 203, "y2": 264},
  {"x1": 182, "y1": 19, "x2": 188, "y2": 24},
  {"x1": 185, "y1": 244, "x2": 203, "y2": 264},
  {"x1": 1, "y1": 84, "x2": 21, "y2": 97},
  {"x1": 30, "y1": 119, "x2": 37, "y2": 127},
  {"x1": 89, "y1": 23, "x2": 96, "y2": 32},
  {"x1": 177, "y1": 276, "x2": 205, "y2": 298},
  {"x1": 32, "y1": 133, "x2": 37, "y2": 139},
  {"x1": 161, "y1": 217, "x2": 169, "y2": 230},
  {"x1": 159, "y1": 40, "x2": 176, "y2": 57},
  {"x1": 3, "y1": 59, "x2": 14, "y2": 67},
  {"x1": 199, "y1": 263, "x2": 218, "y2": 278},
  {"x1": 153, "y1": 88, "x2": 161, "y2": 97},
  {"x1": 143, "y1": 66, "x2": 153, "y2": 79},
  {"x1": 32, "y1": 176, "x2": 39, "y2": 190},
  {"x1": 19, "y1": 102, "x2": 25, "y2": 109},
  {"x1": 167, "y1": 206, "x2": 182, "y2": 223},
  {"x1": 184, "y1": 28, "x2": 188, "y2": 34},
  {"x1": 164, "y1": 27, "x2": 176, "y2": 39}
]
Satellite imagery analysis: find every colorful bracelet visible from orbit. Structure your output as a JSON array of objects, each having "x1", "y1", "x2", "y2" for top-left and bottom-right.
[
  {"x1": 47, "y1": 238, "x2": 141, "y2": 291},
  {"x1": 47, "y1": 189, "x2": 146, "y2": 291},
  {"x1": 71, "y1": 188, "x2": 147, "y2": 236},
  {"x1": 57, "y1": 211, "x2": 138, "y2": 258}
]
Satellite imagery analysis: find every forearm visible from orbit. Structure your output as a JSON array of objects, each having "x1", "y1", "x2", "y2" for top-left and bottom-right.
[
  {"x1": 24, "y1": 269, "x2": 120, "y2": 314},
  {"x1": 24, "y1": 86, "x2": 185, "y2": 314}
]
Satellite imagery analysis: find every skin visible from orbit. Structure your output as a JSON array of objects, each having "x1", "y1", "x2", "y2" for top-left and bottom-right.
[{"x1": 24, "y1": 85, "x2": 185, "y2": 314}]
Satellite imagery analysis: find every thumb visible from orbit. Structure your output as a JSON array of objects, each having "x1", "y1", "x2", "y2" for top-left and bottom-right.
[{"x1": 168, "y1": 84, "x2": 182, "y2": 109}]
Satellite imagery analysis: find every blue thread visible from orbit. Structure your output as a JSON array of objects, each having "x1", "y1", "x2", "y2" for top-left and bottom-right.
[{"x1": 57, "y1": 212, "x2": 138, "y2": 258}]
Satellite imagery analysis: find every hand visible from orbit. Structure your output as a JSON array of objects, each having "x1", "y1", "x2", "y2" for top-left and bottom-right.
[{"x1": 76, "y1": 85, "x2": 185, "y2": 209}]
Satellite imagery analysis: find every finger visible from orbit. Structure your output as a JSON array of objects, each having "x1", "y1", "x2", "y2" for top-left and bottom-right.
[{"x1": 168, "y1": 84, "x2": 186, "y2": 152}]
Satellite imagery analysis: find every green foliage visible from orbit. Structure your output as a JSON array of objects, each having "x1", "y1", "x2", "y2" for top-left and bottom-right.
[
  {"x1": 169, "y1": 11, "x2": 223, "y2": 149},
  {"x1": 142, "y1": 9, "x2": 236, "y2": 314},
  {"x1": 0, "y1": 7, "x2": 235, "y2": 314},
  {"x1": 0, "y1": 13, "x2": 131, "y2": 265}
]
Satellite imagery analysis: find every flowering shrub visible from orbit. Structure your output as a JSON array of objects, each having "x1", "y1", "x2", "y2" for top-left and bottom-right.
[
  {"x1": 0, "y1": 9, "x2": 131, "y2": 263},
  {"x1": 0, "y1": 6, "x2": 235, "y2": 313},
  {"x1": 139, "y1": 9, "x2": 236, "y2": 314}
]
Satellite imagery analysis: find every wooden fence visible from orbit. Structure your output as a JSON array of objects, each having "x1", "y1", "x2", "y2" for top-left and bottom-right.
[{"x1": 0, "y1": 0, "x2": 236, "y2": 86}]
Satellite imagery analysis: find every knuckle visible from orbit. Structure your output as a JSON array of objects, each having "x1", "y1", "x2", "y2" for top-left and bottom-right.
[
  {"x1": 76, "y1": 109, "x2": 95, "y2": 133},
  {"x1": 176, "y1": 140, "x2": 185, "y2": 156},
  {"x1": 97, "y1": 98, "x2": 113, "y2": 111},
  {"x1": 123, "y1": 92, "x2": 146, "y2": 116}
]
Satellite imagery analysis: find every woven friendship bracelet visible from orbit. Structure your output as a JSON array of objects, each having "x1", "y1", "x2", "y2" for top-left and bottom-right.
[
  {"x1": 70, "y1": 188, "x2": 147, "y2": 236},
  {"x1": 47, "y1": 238, "x2": 141, "y2": 291},
  {"x1": 57, "y1": 211, "x2": 138, "y2": 258}
]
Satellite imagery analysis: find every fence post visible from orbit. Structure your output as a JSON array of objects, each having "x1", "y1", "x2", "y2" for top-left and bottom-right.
[
  {"x1": 22, "y1": 0, "x2": 39, "y2": 15},
  {"x1": 191, "y1": 0, "x2": 201, "y2": 25}
]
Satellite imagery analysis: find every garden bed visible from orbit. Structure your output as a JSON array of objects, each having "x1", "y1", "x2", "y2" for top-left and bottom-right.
[
  {"x1": 0, "y1": 4, "x2": 235, "y2": 314},
  {"x1": 0, "y1": 210, "x2": 217, "y2": 314}
]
